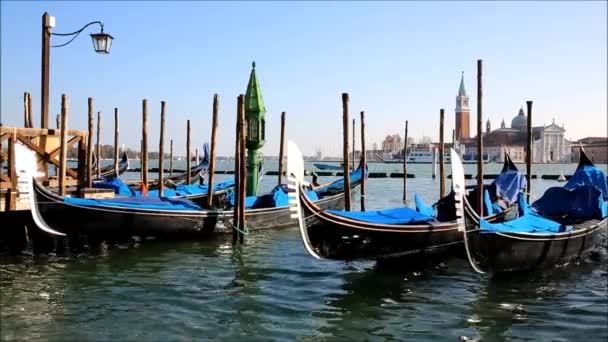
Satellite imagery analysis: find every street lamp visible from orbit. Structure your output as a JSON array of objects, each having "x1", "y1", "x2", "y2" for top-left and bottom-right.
[
  {"x1": 39, "y1": 12, "x2": 113, "y2": 178},
  {"x1": 41, "y1": 12, "x2": 113, "y2": 129}
]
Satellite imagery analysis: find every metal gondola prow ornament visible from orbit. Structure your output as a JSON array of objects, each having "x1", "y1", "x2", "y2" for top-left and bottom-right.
[
  {"x1": 14, "y1": 143, "x2": 66, "y2": 236},
  {"x1": 450, "y1": 148, "x2": 466, "y2": 232},
  {"x1": 451, "y1": 148, "x2": 486, "y2": 274}
]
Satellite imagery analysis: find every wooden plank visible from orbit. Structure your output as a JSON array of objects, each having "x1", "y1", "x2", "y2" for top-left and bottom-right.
[
  {"x1": 96, "y1": 111, "x2": 102, "y2": 179},
  {"x1": 360, "y1": 111, "x2": 366, "y2": 211},
  {"x1": 0, "y1": 127, "x2": 86, "y2": 137}
]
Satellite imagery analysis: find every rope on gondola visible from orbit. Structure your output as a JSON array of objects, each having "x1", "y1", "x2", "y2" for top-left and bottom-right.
[
  {"x1": 230, "y1": 223, "x2": 250, "y2": 236},
  {"x1": 462, "y1": 195, "x2": 487, "y2": 274}
]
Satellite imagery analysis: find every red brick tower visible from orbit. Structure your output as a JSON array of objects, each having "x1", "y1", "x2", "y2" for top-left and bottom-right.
[{"x1": 455, "y1": 72, "x2": 470, "y2": 140}]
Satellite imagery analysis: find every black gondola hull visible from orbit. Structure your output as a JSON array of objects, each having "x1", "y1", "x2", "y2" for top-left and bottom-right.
[
  {"x1": 467, "y1": 221, "x2": 606, "y2": 273},
  {"x1": 33, "y1": 181, "x2": 346, "y2": 240}
]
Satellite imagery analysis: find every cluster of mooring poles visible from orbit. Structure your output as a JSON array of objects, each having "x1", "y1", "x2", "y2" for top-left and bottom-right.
[{"x1": 339, "y1": 93, "x2": 368, "y2": 212}]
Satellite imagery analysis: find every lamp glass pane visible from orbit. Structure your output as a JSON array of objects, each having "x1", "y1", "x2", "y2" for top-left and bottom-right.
[
  {"x1": 105, "y1": 36, "x2": 112, "y2": 53},
  {"x1": 97, "y1": 38, "x2": 106, "y2": 52}
]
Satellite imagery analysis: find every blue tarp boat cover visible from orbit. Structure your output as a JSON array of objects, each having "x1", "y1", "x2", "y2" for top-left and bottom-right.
[
  {"x1": 415, "y1": 193, "x2": 435, "y2": 217},
  {"x1": 229, "y1": 186, "x2": 319, "y2": 209},
  {"x1": 480, "y1": 193, "x2": 570, "y2": 234},
  {"x1": 63, "y1": 195, "x2": 202, "y2": 211},
  {"x1": 564, "y1": 163, "x2": 608, "y2": 200},
  {"x1": 532, "y1": 153, "x2": 608, "y2": 221},
  {"x1": 484, "y1": 189, "x2": 503, "y2": 216},
  {"x1": 488, "y1": 165, "x2": 527, "y2": 205},
  {"x1": 532, "y1": 185, "x2": 608, "y2": 221},
  {"x1": 328, "y1": 207, "x2": 435, "y2": 225},
  {"x1": 95, "y1": 177, "x2": 235, "y2": 198}
]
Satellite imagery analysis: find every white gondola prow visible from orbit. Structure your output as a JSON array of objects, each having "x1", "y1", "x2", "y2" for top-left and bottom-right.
[
  {"x1": 450, "y1": 148, "x2": 466, "y2": 232},
  {"x1": 287, "y1": 140, "x2": 321, "y2": 259},
  {"x1": 14, "y1": 143, "x2": 66, "y2": 236}
]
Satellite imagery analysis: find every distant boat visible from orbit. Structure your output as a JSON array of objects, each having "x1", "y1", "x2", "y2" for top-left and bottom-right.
[
  {"x1": 313, "y1": 163, "x2": 343, "y2": 171},
  {"x1": 557, "y1": 172, "x2": 566, "y2": 182},
  {"x1": 406, "y1": 148, "x2": 451, "y2": 164}
]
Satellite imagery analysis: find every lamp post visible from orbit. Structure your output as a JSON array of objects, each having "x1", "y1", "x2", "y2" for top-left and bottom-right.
[
  {"x1": 40, "y1": 12, "x2": 113, "y2": 177},
  {"x1": 244, "y1": 62, "x2": 266, "y2": 196}
]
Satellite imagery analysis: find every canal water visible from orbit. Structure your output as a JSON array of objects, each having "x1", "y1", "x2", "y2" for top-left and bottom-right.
[{"x1": 1, "y1": 161, "x2": 607, "y2": 341}]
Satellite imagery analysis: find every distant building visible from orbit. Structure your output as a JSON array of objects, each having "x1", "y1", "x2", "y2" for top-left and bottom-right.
[
  {"x1": 455, "y1": 77, "x2": 571, "y2": 163},
  {"x1": 571, "y1": 137, "x2": 608, "y2": 164},
  {"x1": 455, "y1": 72, "x2": 471, "y2": 140},
  {"x1": 382, "y1": 134, "x2": 404, "y2": 153}
]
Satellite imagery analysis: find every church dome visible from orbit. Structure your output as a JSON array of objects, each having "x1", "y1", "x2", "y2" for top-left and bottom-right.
[{"x1": 511, "y1": 107, "x2": 527, "y2": 130}]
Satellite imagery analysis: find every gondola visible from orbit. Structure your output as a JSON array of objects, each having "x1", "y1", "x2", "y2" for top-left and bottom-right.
[
  {"x1": 288, "y1": 141, "x2": 519, "y2": 261},
  {"x1": 92, "y1": 150, "x2": 129, "y2": 179},
  {"x1": 132, "y1": 143, "x2": 211, "y2": 191},
  {"x1": 460, "y1": 149, "x2": 608, "y2": 274},
  {"x1": 20, "y1": 144, "x2": 365, "y2": 240},
  {"x1": 313, "y1": 163, "x2": 343, "y2": 171}
]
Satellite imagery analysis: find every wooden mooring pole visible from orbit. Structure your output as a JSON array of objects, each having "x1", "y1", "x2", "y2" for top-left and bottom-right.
[
  {"x1": 142, "y1": 100, "x2": 149, "y2": 188},
  {"x1": 114, "y1": 108, "x2": 119, "y2": 177},
  {"x1": 233, "y1": 96, "x2": 241, "y2": 244},
  {"x1": 27, "y1": 93, "x2": 33, "y2": 128},
  {"x1": 352, "y1": 118, "x2": 356, "y2": 170},
  {"x1": 23, "y1": 92, "x2": 30, "y2": 127},
  {"x1": 58, "y1": 94, "x2": 68, "y2": 196},
  {"x1": 207, "y1": 94, "x2": 219, "y2": 208},
  {"x1": 439, "y1": 108, "x2": 445, "y2": 197},
  {"x1": 238, "y1": 94, "x2": 247, "y2": 243},
  {"x1": 476, "y1": 59, "x2": 484, "y2": 216},
  {"x1": 169, "y1": 139, "x2": 173, "y2": 176},
  {"x1": 360, "y1": 111, "x2": 366, "y2": 211},
  {"x1": 342, "y1": 93, "x2": 351, "y2": 211},
  {"x1": 158, "y1": 101, "x2": 166, "y2": 197},
  {"x1": 278, "y1": 111, "x2": 286, "y2": 187},
  {"x1": 186, "y1": 120, "x2": 191, "y2": 185},
  {"x1": 96, "y1": 111, "x2": 102, "y2": 179},
  {"x1": 87, "y1": 98, "x2": 94, "y2": 188},
  {"x1": 526, "y1": 100, "x2": 533, "y2": 202},
  {"x1": 403, "y1": 120, "x2": 408, "y2": 202}
]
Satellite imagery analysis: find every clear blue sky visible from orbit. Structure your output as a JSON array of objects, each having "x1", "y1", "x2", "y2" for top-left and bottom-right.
[{"x1": 1, "y1": 1, "x2": 606, "y2": 157}]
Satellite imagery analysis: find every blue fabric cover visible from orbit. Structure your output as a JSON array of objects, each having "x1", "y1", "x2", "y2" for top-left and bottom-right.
[
  {"x1": 532, "y1": 185, "x2": 607, "y2": 221},
  {"x1": 327, "y1": 207, "x2": 434, "y2": 225},
  {"x1": 480, "y1": 194, "x2": 569, "y2": 234},
  {"x1": 306, "y1": 190, "x2": 319, "y2": 201},
  {"x1": 229, "y1": 185, "x2": 308, "y2": 209},
  {"x1": 63, "y1": 196, "x2": 201, "y2": 211},
  {"x1": 97, "y1": 177, "x2": 235, "y2": 197},
  {"x1": 414, "y1": 193, "x2": 435, "y2": 217},
  {"x1": 564, "y1": 164, "x2": 608, "y2": 200},
  {"x1": 484, "y1": 189, "x2": 495, "y2": 216},
  {"x1": 483, "y1": 189, "x2": 503, "y2": 215},
  {"x1": 144, "y1": 180, "x2": 236, "y2": 197},
  {"x1": 490, "y1": 168, "x2": 527, "y2": 204}
]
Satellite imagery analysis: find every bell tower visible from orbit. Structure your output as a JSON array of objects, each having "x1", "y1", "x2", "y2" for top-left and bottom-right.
[
  {"x1": 455, "y1": 72, "x2": 470, "y2": 140},
  {"x1": 244, "y1": 61, "x2": 266, "y2": 196}
]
